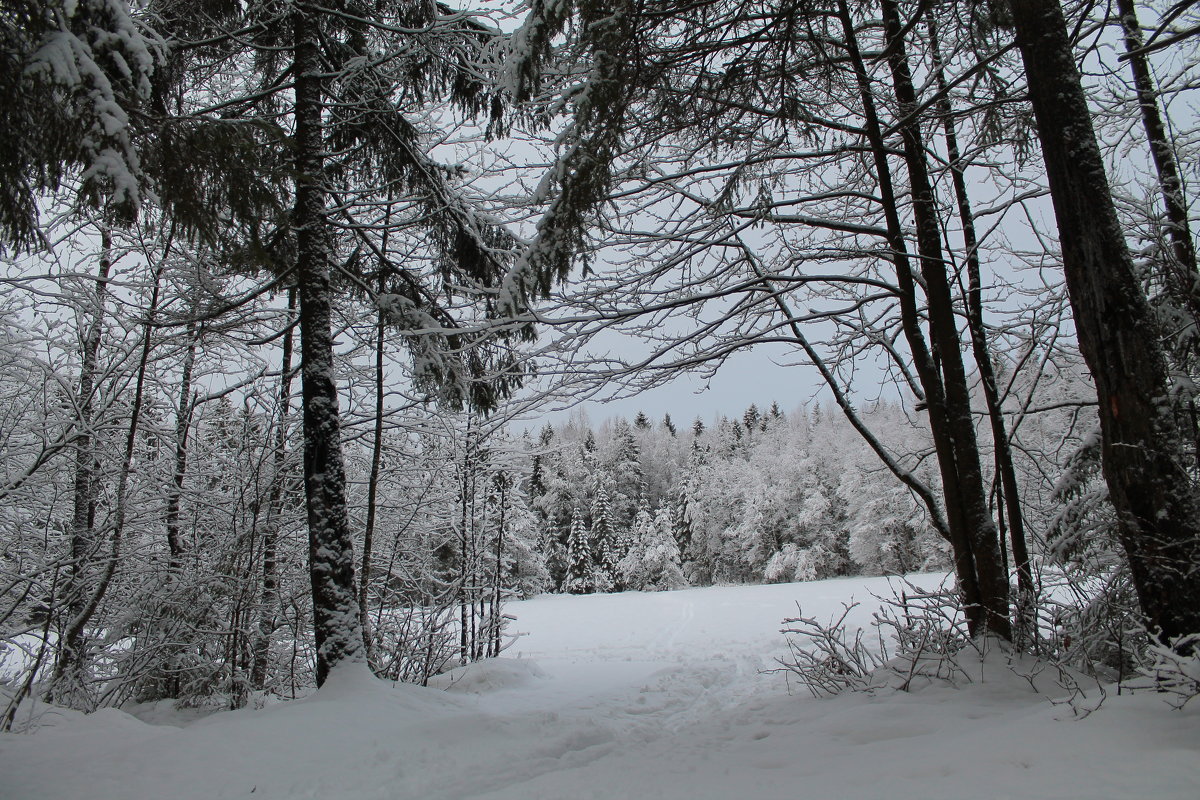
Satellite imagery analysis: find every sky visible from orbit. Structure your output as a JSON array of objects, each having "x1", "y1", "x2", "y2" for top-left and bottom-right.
[{"x1": 523, "y1": 343, "x2": 824, "y2": 429}]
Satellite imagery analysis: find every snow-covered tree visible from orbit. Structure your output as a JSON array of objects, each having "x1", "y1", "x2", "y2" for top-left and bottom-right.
[
  {"x1": 563, "y1": 507, "x2": 593, "y2": 595},
  {"x1": 618, "y1": 503, "x2": 686, "y2": 591},
  {"x1": 590, "y1": 485, "x2": 619, "y2": 592}
]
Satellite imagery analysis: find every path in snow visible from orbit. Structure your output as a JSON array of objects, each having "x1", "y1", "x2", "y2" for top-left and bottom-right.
[{"x1": 2, "y1": 575, "x2": 1198, "y2": 800}]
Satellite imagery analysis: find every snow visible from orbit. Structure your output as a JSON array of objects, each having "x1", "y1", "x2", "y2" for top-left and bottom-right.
[{"x1": 2, "y1": 575, "x2": 1198, "y2": 799}]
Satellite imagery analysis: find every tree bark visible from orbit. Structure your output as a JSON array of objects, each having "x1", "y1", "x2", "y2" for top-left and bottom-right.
[
  {"x1": 1011, "y1": 0, "x2": 1200, "y2": 646},
  {"x1": 490, "y1": 473, "x2": 507, "y2": 658},
  {"x1": 459, "y1": 422, "x2": 472, "y2": 664},
  {"x1": 359, "y1": 273, "x2": 386, "y2": 666},
  {"x1": 293, "y1": 7, "x2": 364, "y2": 686},
  {"x1": 165, "y1": 321, "x2": 197, "y2": 574},
  {"x1": 836, "y1": 0, "x2": 997, "y2": 637}
]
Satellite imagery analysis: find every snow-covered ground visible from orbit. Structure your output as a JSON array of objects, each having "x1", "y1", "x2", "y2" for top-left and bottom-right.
[{"x1": 2, "y1": 575, "x2": 1197, "y2": 799}]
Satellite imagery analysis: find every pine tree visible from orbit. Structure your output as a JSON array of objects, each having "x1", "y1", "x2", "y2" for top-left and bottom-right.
[
  {"x1": 604, "y1": 418, "x2": 643, "y2": 532},
  {"x1": 618, "y1": 503, "x2": 686, "y2": 591},
  {"x1": 202, "y1": 0, "x2": 523, "y2": 684},
  {"x1": 530, "y1": 424, "x2": 554, "y2": 498},
  {"x1": 1, "y1": 0, "x2": 161, "y2": 246}
]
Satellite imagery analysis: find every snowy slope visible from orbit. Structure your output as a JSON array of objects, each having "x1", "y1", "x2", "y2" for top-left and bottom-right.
[{"x1": 2, "y1": 575, "x2": 1197, "y2": 799}]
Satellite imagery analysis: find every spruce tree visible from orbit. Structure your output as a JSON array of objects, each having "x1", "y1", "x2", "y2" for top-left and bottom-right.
[
  {"x1": 590, "y1": 485, "x2": 619, "y2": 592},
  {"x1": 662, "y1": 413, "x2": 677, "y2": 437},
  {"x1": 564, "y1": 506, "x2": 593, "y2": 594}
]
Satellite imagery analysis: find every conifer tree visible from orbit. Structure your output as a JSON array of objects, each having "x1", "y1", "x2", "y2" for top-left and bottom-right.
[
  {"x1": 180, "y1": 0, "x2": 523, "y2": 684},
  {"x1": 604, "y1": 418, "x2": 643, "y2": 531},
  {"x1": 0, "y1": 0, "x2": 161, "y2": 246},
  {"x1": 564, "y1": 506, "x2": 593, "y2": 594},
  {"x1": 590, "y1": 485, "x2": 619, "y2": 591},
  {"x1": 743, "y1": 404, "x2": 760, "y2": 434},
  {"x1": 618, "y1": 503, "x2": 686, "y2": 591},
  {"x1": 662, "y1": 414, "x2": 677, "y2": 438}
]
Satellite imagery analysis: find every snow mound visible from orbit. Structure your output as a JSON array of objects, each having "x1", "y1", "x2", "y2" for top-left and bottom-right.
[{"x1": 428, "y1": 658, "x2": 548, "y2": 694}]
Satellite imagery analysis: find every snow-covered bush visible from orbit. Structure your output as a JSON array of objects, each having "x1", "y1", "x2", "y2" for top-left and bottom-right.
[
  {"x1": 777, "y1": 603, "x2": 883, "y2": 697},
  {"x1": 776, "y1": 582, "x2": 975, "y2": 697},
  {"x1": 1138, "y1": 634, "x2": 1200, "y2": 709}
]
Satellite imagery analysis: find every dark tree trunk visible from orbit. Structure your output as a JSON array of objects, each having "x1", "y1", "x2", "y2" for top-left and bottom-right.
[
  {"x1": 293, "y1": 8, "x2": 364, "y2": 686},
  {"x1": 459, "y1": 428, "x2": 471, "y2": 665},
  {"x1": 836, "y1": 0, "x2": 1003, "y2": 637},
  {"x1": 1116, "y1": 0, "x2": 1199, "y2": 304},
  {"x1": 490, "y1": 474, "x2": 506, "y2": 658},
  {"x1": 879, "y1": 0, "x2": 1010, "y2": 640},
  {"x1": 1011, "y1": 0, "x2": 1200, "y2": 646},
  {"x1": 359, "y1": 273, "x2": 386, "y2": 666},
  {"x1": 926, "y1": 13, "x2": 1034, "y2": 626}
]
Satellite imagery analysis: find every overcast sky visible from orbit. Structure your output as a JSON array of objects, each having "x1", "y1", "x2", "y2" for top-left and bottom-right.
[{"x1": 510, "y1": 340, "x2": 837, "y2": 432}]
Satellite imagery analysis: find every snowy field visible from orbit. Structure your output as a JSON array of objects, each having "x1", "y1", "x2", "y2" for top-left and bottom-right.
[{"x1": 1, "y1": 574, "x2": 1197, "y2": 799}]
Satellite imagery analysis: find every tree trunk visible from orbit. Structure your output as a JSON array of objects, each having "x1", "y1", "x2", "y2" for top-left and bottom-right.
[
  {"x1": 1011, "y1": 0, "x2": 1200, "y2": 647},
  {"x1": 879, "y1": 0, "x2": 1010, "y2": 639},
  {"x1": 490, "y1": 474, "x2": 506, "y2": 658},
  {"x1": 836, "y1": 0, "x2": 994, "y2": 637},
  {"x1": 1116, "y1": 0, "x2": 1199, "y2": 307},
  {"x1": 459, "y1": 428, "x2": 471, "y2": 665},
  {"x1": 926, "y1": 12, "x2": 1034, "y2": 627},
  {"x1": 359, "y1": 273, "x2": 386, "y2": 666},
  {"x1": 293, "y1": 7, "x2": 364, "y2": 686},
  {"x1": 47, "y1": 227, "x2": 112, "y2": 707},
  {"x1": 165, "y1": 321, "x2": 197, "y2": 574},
  {"x1": 251, "y1": 288, "x2": 296, "y2": 691}
]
